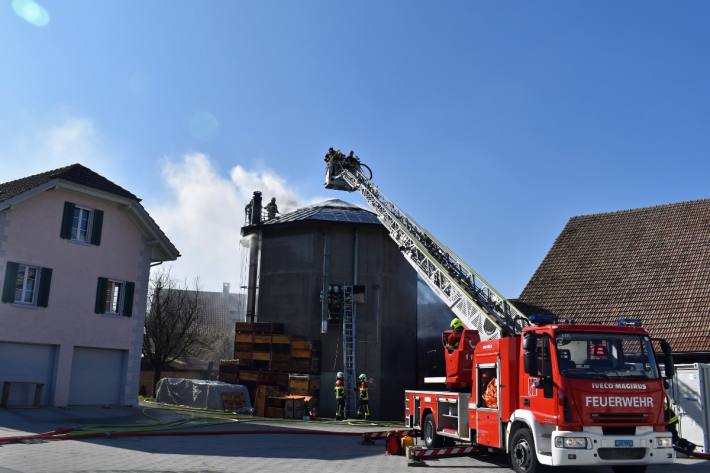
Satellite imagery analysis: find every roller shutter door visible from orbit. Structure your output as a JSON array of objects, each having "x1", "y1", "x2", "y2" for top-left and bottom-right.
[
  {"x1": 0, "y1": 342, "x2": 56, "y2": 406},
  {"x1": 69, "y1": 347, "x2": 125, "y2": 405}
]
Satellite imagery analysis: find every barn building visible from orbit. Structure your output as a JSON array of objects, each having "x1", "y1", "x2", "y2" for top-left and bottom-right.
[{"x1": 516, "y1": 198, "x2": 710, "y2": 363}]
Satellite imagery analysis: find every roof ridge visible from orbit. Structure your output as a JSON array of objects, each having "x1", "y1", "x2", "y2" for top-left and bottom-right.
[
  {"x1": 0, "y1": 163, "x2": 79, "y2": 188},
  {"x1": 571, "y1": 197, "x2": 710, "y2": 220}
]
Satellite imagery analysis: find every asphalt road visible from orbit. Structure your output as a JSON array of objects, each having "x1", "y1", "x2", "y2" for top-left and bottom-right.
[{"x1": 0, "y1": 407, "x2": 706, "y2": 473}]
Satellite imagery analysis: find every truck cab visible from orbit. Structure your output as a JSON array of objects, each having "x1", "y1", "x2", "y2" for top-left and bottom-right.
[
  {"x1": 512, "y1": 322, "x2": 676, "y2": 473},
  {"x1": 405, "y1": 321, "x2": 676, "y2": 473}
]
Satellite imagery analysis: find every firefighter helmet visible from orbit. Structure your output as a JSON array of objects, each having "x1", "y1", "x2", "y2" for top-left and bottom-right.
[
  {"x1": 450, "y1": 318, "x2": 463, "y2": 330},
  {"x1": 336, "y1": 371, "x2": 344, "y2": 379},
  {"x1": 358, "y1": 373, "x2": 367, "y2": 381}
]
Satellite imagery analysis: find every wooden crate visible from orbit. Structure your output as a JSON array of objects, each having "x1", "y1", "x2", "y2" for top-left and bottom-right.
[
  {"x1": 271, "y1": 361, "x2": 290, "y2": 372},
  {"x1": 266, "y1": 396, "x2": 306, "y2": 419},
  {"x1": 265, "y1": 406, "x2": 285, "y2": 418},
  {"x1": 235, "y1": 351, "x2": 253, "y2": 360},
  {"x1": 221, "y1": 392, "x2": 245, "y2": 411},
  {"x1": 219, "y1": 372, "x2": 239, "y2": 384},
  {"x1": 288, "y1": 374, "x2": 320, "y2": 396},
  {"x1": 289, "y1": 357, "x2": 320, "y2": 374},
  {"x1": 235, "y1": 333, "x2": 255, "y2": 343},
  {"x1": 235, "y1": 342, "x2": 254, "y2": 352},
  {"x1": 255, "y1": 385, "x2": 282, "y2": 417},
  {"x1": 219, "y1": 360, "x2": 240, "y2": 384},
  {"x1": 272, "y1": 372, "x2": 289, "y2": 390},
  {"x1": 235, "y1": 322, "x2": 284, "y2": 334},
  {"x1": 238, "y1": 370, "x2": 273, "y2": 384}
]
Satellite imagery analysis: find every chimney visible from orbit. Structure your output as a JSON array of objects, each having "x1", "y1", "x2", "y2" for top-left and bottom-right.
[
  {"x1": 223, "y1": 282, "x2": 230, "y2": 295},
  {"x1": 250, "y1": 191, "x2": 262, "y2": 226}
]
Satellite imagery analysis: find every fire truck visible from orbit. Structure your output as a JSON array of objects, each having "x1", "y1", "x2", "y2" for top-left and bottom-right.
[{"x1": 323, "y1": 149, "x2": 677, "y2": 473}]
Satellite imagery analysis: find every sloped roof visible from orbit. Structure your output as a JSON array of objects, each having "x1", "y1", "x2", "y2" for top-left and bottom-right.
[
  {"x1": 518, "y1": 198, "x2": 710, "y2": 353},
  {"x1": 261, "y1": 198, "x2": 380, "y2": 226},
  {"x1": 0, "y1": 163, "x2": 139, "y2": 203},
  {"x1": 0, "y1": 163, "x2": 179, "y2": 261}
]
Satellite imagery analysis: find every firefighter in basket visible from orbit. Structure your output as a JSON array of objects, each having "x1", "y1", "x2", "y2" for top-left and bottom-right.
[{"x1": 446, "y1": 317, "x2": 464, "y2": 353}]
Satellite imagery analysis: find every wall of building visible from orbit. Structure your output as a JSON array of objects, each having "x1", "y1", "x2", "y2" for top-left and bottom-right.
[
  {"x1": 0, "y1": 187, "x2": 150, "y2": 406},
  {"x1": 253, "y1": 222, "x2": 417, "y2": 419}
]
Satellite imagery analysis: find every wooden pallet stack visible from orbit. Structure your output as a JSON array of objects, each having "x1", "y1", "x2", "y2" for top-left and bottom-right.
[{"x1": 219, "y1": 322, "x2": 322, "y2": 417}]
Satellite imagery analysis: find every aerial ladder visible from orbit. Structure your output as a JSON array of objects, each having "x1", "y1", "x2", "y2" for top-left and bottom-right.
[{"x1": 323, "y1": 148, "x2": 530, "y2": 341}]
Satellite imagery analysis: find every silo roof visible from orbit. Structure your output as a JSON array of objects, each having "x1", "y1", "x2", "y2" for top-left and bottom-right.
[{"x1": 263, "y1": 198, "x2": 380, "y2": 226}]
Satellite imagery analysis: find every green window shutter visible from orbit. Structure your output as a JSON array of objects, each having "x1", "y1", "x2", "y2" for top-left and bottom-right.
[
  {"x1": 37, "y1": 267, "x2": 53, "y2": 308},
  {"x1": 2, "y1": 262, "x2": 19, "y2": 303},
  {"x1": 95, "y1": 277, "x2": 108, "y2": 313},
  {"x1": 90, "y1": 209, "x2": 104, "y2": 245},
  {"x1": 123, "y1": 281, "x2": 135, "y2": 317},
  {"x1": 60, "y1": 202, "x2": 76, "y2": 239}
]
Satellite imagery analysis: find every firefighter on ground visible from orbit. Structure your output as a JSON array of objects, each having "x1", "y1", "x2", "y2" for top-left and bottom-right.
[
  {"x1": 335, "y1": 371, "x2": 346, "y2": 420},
  {"x1": 446, "y1": 318, "x2": 464, "y2": 352},
  {"x1": 356, "y1": 373, "x2": 371, "y2": 420}
]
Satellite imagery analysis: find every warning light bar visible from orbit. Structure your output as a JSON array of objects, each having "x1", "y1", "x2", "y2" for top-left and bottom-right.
[
  {"x1": 529, "y1": 314, "x2": 556, "y2": 326},
  {"x1": 618, "y1": 318, "x2": 642, "y2": 327}
]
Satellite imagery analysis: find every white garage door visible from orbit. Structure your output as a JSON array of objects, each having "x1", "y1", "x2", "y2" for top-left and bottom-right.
[
  {"x1": 69, "y1": 347, "x2": 126, "y2": 405},
  {"x1": 0, "y1": 341, "x2": 56, "y2": 406}
]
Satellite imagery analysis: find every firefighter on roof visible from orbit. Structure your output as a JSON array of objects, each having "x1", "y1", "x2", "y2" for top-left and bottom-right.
[
  {"x1": 265, "y1": 197, "x2": 279, "y2": 220},
  {"x1": 446, "y1": 318, "x2": 464, "y2": 352},
  {"x1": 334, "y1": 371, "x2": 346, "y2": 420},
  {"x1": 356, "y1": 373, "x2": 371, "y2": 420}
]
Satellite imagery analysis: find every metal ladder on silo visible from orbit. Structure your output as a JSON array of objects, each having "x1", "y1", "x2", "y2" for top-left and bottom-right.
[{"x1": 342, "y1": 284, "x2": 356, "y2": 416}]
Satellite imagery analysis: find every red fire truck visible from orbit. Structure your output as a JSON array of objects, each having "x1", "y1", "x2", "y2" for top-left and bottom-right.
[
  {"x1": 405, "y1": 322, "x2": 675, "y2": 473},
  {"x1": 324, "y1": 149, "x2": 676, "y2": 473}
]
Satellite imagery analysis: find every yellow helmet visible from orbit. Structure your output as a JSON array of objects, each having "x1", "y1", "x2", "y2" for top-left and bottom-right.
[{"x1": 450, "y1": 318, "x2": 463, "y2": 330}]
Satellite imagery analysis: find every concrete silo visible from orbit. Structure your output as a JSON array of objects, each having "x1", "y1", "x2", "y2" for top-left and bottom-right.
[{"x1": 241, "y1": 196, "x2": 417, "y2": 419}]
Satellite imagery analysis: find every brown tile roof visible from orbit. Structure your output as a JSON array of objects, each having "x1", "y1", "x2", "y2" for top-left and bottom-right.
[
  {"x1": 518, "y1": 199, "x2": 710, "y2": 354},
  {"x1": 0, "y1": 163, "x2": 139, "y2": 203}
]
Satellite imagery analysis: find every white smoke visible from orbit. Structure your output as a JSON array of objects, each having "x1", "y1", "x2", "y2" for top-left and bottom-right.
[{"x1": 149, "y1": 153, "x2": 306, "y2": 292}]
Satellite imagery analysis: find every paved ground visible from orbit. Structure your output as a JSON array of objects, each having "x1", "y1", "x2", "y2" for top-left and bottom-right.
[{"x1": 0, "y1": 406, "x2": 706, "y2": 473}]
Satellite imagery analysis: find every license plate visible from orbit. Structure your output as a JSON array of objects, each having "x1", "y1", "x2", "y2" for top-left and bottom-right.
[{"x1": 615, "y1": 440, "x2": 633, "y2": 447}]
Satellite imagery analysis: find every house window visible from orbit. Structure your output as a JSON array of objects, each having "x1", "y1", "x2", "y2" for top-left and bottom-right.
[
  {"x1": 105, "y1": 280, "x2": 124, "y2": 314},
  {"x1": 14, "y1": 264, "x2": 39, "y2": 304},
  {"x1": 71, "y1": 206, "x2": 93, "y2": 242},
  {"x1": 61, "y1": 202, "x2": 104, "y2": 245},
  {"x1": 95, "y1": 277, "x2": 134, "y2": 316}
]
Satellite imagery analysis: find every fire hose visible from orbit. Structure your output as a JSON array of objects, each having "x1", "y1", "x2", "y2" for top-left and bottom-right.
[{"x1": 0, "y1": 425, "x2": 385, "y2": 445}]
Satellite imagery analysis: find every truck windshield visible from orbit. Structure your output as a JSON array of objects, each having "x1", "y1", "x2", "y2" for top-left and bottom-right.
[{"x1": 555, "y1": 332, "x2": 659, "y2": 380}]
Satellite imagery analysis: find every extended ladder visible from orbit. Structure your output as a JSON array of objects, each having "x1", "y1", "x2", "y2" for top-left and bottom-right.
[
  {"x1": 342, "y1": 285, "x2": 356, "y2": 416},
  {"x1": 324, "y1": 149, "x2": 529, "y2": 340}
]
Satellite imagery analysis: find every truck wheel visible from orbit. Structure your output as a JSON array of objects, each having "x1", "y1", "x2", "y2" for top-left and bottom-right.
[
  {"x1": 422, "y1": 413, "x2": 444, "y2": 448},
  {"x1": 612, "y1": 467, "x2": 647, "y2": 473},
  {"x1": 510, "y1": 428, "x2": 542, "y2": 473}
]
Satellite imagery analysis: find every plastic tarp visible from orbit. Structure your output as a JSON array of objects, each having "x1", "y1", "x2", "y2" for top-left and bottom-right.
[{"x1": 155, "y1": 378, "x2": 251, "y2": 411}]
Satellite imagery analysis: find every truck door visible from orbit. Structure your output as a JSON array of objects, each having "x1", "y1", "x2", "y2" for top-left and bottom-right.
[
  {"x1": 475, "y1": 362, "x2": 501, "y2": 448},
  {"x1": 524, "y1": 334, "x2": 557, "y2": 426}
]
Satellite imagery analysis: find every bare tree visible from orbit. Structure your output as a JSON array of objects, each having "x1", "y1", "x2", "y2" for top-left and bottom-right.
[{"x1": 143, "y1": 270, "x2": 214, "y2": 390}]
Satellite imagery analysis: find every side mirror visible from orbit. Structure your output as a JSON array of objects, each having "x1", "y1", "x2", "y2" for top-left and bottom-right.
[
  {"x1": 523, "y1": 334, "x2": 538, "y2": 375},
  {"x1": 660, "y1": 340, "x2": 675, "y2": 379},
  {"x1": 522, "y1": 333, "x2": 536, "y2": 350}
]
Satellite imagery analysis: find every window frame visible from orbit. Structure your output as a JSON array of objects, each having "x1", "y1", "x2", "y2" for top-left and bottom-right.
[
  {"x1": 14, "y1": 263, "x2": 40, "y2": 305},
  {"x1": 70, "y1": 205, "x2": 94, "y2": 243},
  {"x1": 103, "y1": 279, "x2": 125, "y2": 315}
]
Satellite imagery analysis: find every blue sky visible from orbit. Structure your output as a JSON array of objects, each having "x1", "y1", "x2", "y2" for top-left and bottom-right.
[{"x1": 1, "y1": 1, "x2": 708, "y2": 295}]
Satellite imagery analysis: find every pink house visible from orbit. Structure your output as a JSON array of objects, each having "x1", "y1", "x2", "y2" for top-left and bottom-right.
[{"x1": 0, "y1": 164, "x2": 179, "y2": 406}]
